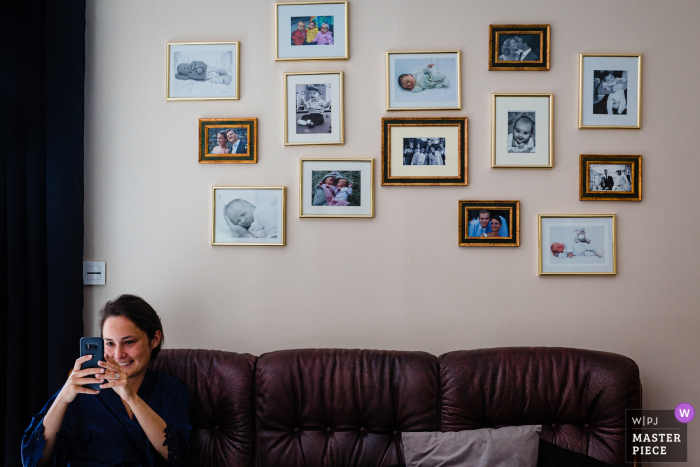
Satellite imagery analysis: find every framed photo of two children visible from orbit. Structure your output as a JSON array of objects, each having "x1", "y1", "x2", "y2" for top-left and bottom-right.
[{"x1": 275, "y1": 1, "x2": 349, "y2": 61}]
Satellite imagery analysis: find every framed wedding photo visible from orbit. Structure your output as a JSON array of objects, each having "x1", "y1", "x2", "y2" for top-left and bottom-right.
[
  {"x1": 299, "y1": 158, "x2": 374, "y2": 218},
  {"x1": 166, "y1": 42, "x2": 239, "y2": 101},
  {"x1": 212, "y1": 187, "x2": 286, "y2": 246},
  {"x1": 386, "y1": 51, "x2": 461, "y2": 111},
  {"x1": 199, "y1": 118, "x2": 257, "y2": 164},
  {"x1": 580, "y1": 155, "x2": 641, "y2": 201},
  {"x1": 274, "y1": 1, "x2": 349, "y2": 61},
  {"x1": 539, "y1": 214, "x2": 616, "y2": 275},
  {"x1": 579, "y1": 53, "x2": 641, "y2": 129},
  {"x1": 492, "y1": 93, "x2": 553, "y2": 168},
  {"x1": 458, "y1": 200, "x2": 520, "y2": 247},
  {"x1": 284, "y1": 71, "x2": 344, "y2": 145},
  {"x1": 489, "y1": 24, "x2": 550, "y2": 71},
  {"x1": 381, "y1": 117, "x2": 467, "y2": 186}
]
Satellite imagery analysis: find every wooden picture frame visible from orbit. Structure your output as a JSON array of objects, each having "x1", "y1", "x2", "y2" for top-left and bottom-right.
[
  {"x1": 459, "y1": 200, "x2": 520, "y2": 246},
  {"x1": 199, "y1": 118, "x2": 257, "y2": 164},
  {"x1": 489, "y1": 24, "x2": 550, "y2": 71},
  {"x1": 580, "y1": 155, "x2": 642, "y2": 201}
]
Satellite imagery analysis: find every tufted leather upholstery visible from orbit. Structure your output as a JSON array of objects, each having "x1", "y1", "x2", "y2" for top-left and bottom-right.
[{"x1": 151, "y1": 347, "x2": 640, "y2": 467}]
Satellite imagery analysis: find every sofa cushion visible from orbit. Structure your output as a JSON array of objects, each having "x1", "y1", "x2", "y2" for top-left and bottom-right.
[
  {"x1": 402, "y1": 425, "x2": 541, "y2": 467},
  {"x1": 255, "y1": 349, "x2": 439, "y2": 467},
  {"x1": 537, "y1": 439, "x2": 617, "y2": 467}
]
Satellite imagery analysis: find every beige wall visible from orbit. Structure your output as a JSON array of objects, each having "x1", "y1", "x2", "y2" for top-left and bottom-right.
[{"x1": 84, "y1": 0, "x2": 700, "y2": 463}]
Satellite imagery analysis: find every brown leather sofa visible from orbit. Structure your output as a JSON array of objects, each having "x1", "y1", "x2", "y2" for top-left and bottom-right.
[{"x1": 151, "y1": 347, "x2": 641, "y2": 467}]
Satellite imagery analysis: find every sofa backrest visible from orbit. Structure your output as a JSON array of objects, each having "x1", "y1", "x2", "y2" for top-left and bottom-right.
[{"x1": 152, "y1": 347, "x2": 641, "y2": 467}]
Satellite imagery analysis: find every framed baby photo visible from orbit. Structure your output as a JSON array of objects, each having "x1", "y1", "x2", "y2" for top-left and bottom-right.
[
  {"x1": 579, "y1": 54, "x2": 641, "y2": 129},
  {"x1": 538, "y1": 214, "x2": 616, "y2": 275},
  {"x1": 166, "y1": 42, "x2": 239, "y2": 101},
  {"x1": 212, "y1": 187, "x2": 286, "y2": 246},
  {"x1": 580, "y1": 155, "x2": 642, "y2": 201},
  {"x1": 458, "y1": 200, "x2": 520, "y2": 247},
  {"x1": 199, "y1": 118, "x2": 257, "y2": 164},
  {"x1": 284, "y1": 71, "x2": 344, "y2": 146},
  {"x1": 299, "y1": 158, "x2": 374, "y2": 218},
  {"x1": 492, "y1": 93, "x2": 553, "y2": 168},
  {"x1": 386, "y1": 51, "x2": 461, "y2": 111},
  {"x1": 274, "y1": 1, "x2": 349, "y2": 61},
  {"x1": 489, "y1": 24, "x2": 550, "y2": 71},
  {"x1": 381, "y1": 117, "x2": 467, "y2": 186}
]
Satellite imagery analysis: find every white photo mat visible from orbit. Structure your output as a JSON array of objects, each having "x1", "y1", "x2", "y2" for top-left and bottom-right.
[
  {"x1": 494, "y1": 95, "x2": 551, "y2": 167},
  {"x1": 540, "y1": 216, "x2": 615, "y2": 274},
  {"x1": 213, "y1": 188, "x2": 285, "y2": 246},
  {"x1": 581, "y1": 55, "x2": 640, "y2": 128},
  {"x1": 276, "y1": 2, "x2": 348, "y2": 60},
  {"x1": 286, "y1": 72, "x2": 342, "y2": 145},
  {"x1": 301, "y1": 160, "x2": 372, "y2": 216}
]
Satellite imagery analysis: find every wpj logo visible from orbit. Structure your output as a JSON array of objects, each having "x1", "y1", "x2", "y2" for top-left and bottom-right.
[{"x1": 626, "y1": 410, "x2": 688, "y2": 462}]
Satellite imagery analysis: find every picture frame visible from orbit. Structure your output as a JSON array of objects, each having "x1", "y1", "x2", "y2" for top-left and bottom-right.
[
  {"x1": 458, "y1": 200, "x2": 520, "y2": 247},
  {"x1": 538, "y1": 214, "x2": 616, "y2": 275},
  {"x1": 381, "y1": 117, "x2": 467, "y2": 186},
  {"x1": 299, "y1": 158, "x2": 374, "y2": 218},
  {"x1": 166, "y1": 42, "x2": 239, "y2": 101},
  {"x1": 579, "y1": 53, "x2": 641, "y2": 129},
  {"x1": 199, "y1": 118, "x2": 257, "y2": 164},
  {"x1": 386, "y1": 51, "x2": 461, "y2": 111},
  {"x1": 284, "y1": 71, "x2": 344, "y2": 146},
  {"x1": 580, "y1": 155, "x2": 642, "y2": 201},
  {"x1": 212, "y1": 187, "x2": 286, "y2": 246},
  {"x1": 492, "y1": 93, "x2": 553, "y2": 168},
  {"x1": 274, "y1": 1, "x2": 349, "y2": 61},
  {"x1": 489, "y1": 24, "x2": 550, "y2": 71}
]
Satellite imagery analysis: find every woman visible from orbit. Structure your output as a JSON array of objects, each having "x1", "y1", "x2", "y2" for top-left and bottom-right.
[
  {"x1": 498, "y1": 37, "x2": 521, "y2": 61},
  {"x1": 22, "y1": 295, "x2": 190, "y2": 467},
  {"x1": 615, "y1": 170, "x2": 631, "y2": 191},
  {"x1": 211, "y1": 130, "x2": 230, "y2": 154},
  {"x1": 482, "y1": 215, "x2": 502, "y2": 238},
  {"x1": 403, "y1": 140, "x2": 415, "y2": 166}
]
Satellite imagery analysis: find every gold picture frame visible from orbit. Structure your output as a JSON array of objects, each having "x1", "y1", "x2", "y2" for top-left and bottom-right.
[
  {"x1": 538, "y1": 214, "x2": 616, "y2": 275},
  {"x1": 274, "y1": 1, "x2": 349, "y2": 61},
  {"x1": 166, "y1": 41, "x2": 240, "y2": 101},
  {"x1": 579, "y1": 53, "x2": 642, "y2": 129},
  {"x1": 580, "y1": 155, "x2": 642, "y2": 201},
  {"x1": 489, "y1": 24, "x2": 551, "y2": 71},
  {"x1": 385, "y1": 51, "x2": 462, "y2": 111},
  {"x1": 458, "y1": 200, "x2": 520, "y2": 247},
  {"x1": 299, "y1": 158, "x2": 374, "y2": 218},
  {"x1": 491, "y1": 93, "x2": 553, "y2": 168},
  {"x1": 212, "y1": 187, "x2": 286, "y2": 246},
  {"x1": 284, "y1": 71, "x2": 344, "y2": 146},
  {"x1": 381, "y1": 117, "x2": 467, "y2": 186},
  {"x1": 199, "y1": 118, "x2": 257, "y2": 164}
]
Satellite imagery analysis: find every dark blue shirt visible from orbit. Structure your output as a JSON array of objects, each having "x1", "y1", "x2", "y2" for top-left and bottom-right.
[{"x1": 21, "y1": 370, "x2": 191, "y2": 467}]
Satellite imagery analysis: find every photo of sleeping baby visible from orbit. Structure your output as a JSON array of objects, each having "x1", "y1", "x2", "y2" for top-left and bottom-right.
[
  {"x1": 593, "y1": 70, "x2": 628, "y2": 115},
  {"x1": 549, "y1": 227, "x2": 605, "y2": 262},
  {"x1": 497, "y1": 34, "x2": 541, "y2": 62},
  {"x1": 390, "y1": 54, "x2": 459, "y2": 108},
  {"x1": 311, "y1": 170, "x2": 360, "y2": 207},
  {"x1": 213, "y1": 188, "x2": 284, "y2": 245},
  {"x1": 402, "y1": 138, "x2": 445, "y2": 166},
  {"x1": 296, "y1": 84, "x2": 332, "y2": 134},
  {"x1": 168, "y1": 43, "x2": 237, "y2": 99},
  {"x1": 467, "y1": 209, "x2": 510, "y2": 238},
  {"x1": 589, "y1": 164, "x2": 632, "y2": 192},
  {"x1": 507, "y1": 111, "x2": 536, "y2": 153},
  {"x1": 207, "y1": 128, "x2": 248, "y2": 155},
  {"x1": 291, "y1": 16, "x2": 334, "y2": 46}
]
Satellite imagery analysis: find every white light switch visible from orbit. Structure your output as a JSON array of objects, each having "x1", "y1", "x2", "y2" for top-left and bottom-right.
[{"x1": 83, "y1": 261, "x2": 106, "y2": 285}]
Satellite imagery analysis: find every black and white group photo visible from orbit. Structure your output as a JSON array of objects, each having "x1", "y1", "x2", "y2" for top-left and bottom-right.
[
  {"x1": 589, "y1": 164, "x2": 632, "y2": 192},
  {"x1": 402, "y1": 138, "x2": 446, "y2": 165}
]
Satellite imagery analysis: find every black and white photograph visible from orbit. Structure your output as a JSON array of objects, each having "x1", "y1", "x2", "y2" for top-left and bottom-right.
[
  {"x1": 296, "y1": 84, "x2": 332, "y2": 134},
  {"x1": 402, "y1": 138, "x2": 446, "y2": 165},
  {"x1": 212, "y1": 187, "x2": 285, "y2": 246},
  {"x1": 492, "y1": 94, "x2": 552, "y2": 168},
  {"x1": 386, "y1": 51, "x2": 461, "y2": 111},
  {"x1": 579, "y1": 54, "x2": 641, "y2": 129},
  {"x1": 199, "y1": 118, "x2": 257, "y2": 164},
  {"x1": 167, "y1": 42, "x2": 239, "y2": 100},
  {"x1": 300, "y1": 159, "x2": 374, "y2": 218},
  {"x1": 539, "y1": 215, "x2": 616, "y2": 275},
  {"x1": 285, "y1": 72, "x2": 344, "y2": 146},
  {"x1": 275, "y1": 1, "x2": 348, "y2": 61},
  {"x1": 489, "y1": 25, "x2": 550, "y2": 71},
  {"x1": 507, "y1": 111, "x2": 536, "y2": 153},
  {"x1": 580, "y1": 155, "x2": 641, "y2": 201},
  {"x1": 458, "y1": 200, "x2": 520, "y2": 247}
]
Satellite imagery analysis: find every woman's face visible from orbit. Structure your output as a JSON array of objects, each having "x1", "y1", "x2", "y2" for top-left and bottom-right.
[
  {"x1": 506, "y1": 39, "x2": 518, "y2": 53},
  {"x1": 490, "y1": 218, "x2": 501, "y2": 231},
  {"x1": 103, "y1": 316, "x2": 160, "y2": 379},
  {"x1": 217, "y1": 133, "x2": 225, "y2": 146}
]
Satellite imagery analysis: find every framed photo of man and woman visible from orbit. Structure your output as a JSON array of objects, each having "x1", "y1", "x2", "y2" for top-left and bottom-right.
[
  {"x1": 166, "y1": 42, "x2": 239, "y2": 101},
  {"x1": 458, "y1": 200, "x2": 520, "y2": 247},
  {"x1": 284, "y1": 71, "x2": 344, "y2": 145},
  {"x1": 199, "y1": 118, "x2": 257, "y2": 163},
  {"x1": 299, "y1": 158, "x2": 374, "y2": 218},
  {"x1": 489, "y1": 25, "x2": 550, "y2": 71},
  {"x1": 580, "y1": 155, "x2": 641, "y2": 201},
  {"x1": 275, "y1": 1, "x2": 349, "y2": 61}
]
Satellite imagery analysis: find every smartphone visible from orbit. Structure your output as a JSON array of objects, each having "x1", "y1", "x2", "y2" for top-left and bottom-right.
[{"x1": 79, "y1": 337, "x2": 104, "y2": 391}]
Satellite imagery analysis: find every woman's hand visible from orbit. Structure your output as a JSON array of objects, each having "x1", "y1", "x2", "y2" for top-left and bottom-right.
[
  {"x1": 96, "y1": 354, "x2": 137, "y2": 402},
  {"x1": 56, "y1": 355, "x2": 102, "y2": 404}
]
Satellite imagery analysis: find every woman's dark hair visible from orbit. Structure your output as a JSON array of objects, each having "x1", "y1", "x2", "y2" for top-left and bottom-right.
[
  {"x1": 99, "y1": 294, "x2": 164, "y2": 360},
  {"x1": 217, "y1": 130, "x2": 228, "y2": 139}
]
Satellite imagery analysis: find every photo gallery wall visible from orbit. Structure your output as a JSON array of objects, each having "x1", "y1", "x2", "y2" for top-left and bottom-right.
[{"x1": 166, "y1": 2, "x2": 644, "y2": 275}]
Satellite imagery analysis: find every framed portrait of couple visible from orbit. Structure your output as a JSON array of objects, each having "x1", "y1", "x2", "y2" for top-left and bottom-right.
[
  {"x1": 299, "y1": 158, "x2": 374, "y2": 218},
  {"x1": 458, "y1": 201, "x2": 520, "y2": 247},
  {"x1": 212, "y1": 187, "x2": 286, "y2": 246},
  {"x1": 489, "y1": 24, "x2": 550, "y2": 71},
  {"x1": 274, "y1": 1, "x2": 349, "y2": 61},
  {"x1": 580, "y1": 155, "x2": 642, "y2": 201},
  {"x1": 199, "y1": 118, "x2": 257, "y2": 163}
]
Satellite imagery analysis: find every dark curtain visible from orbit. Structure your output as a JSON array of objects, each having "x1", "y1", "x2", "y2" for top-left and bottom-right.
[{"x1": 1, "y1": 1, "x2": 85, "y2": 465}]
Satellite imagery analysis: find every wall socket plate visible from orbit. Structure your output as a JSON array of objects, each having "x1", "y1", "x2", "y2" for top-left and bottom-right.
[{"x1": 83, "y1": 261, "x2": 106, "y2": 285}]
